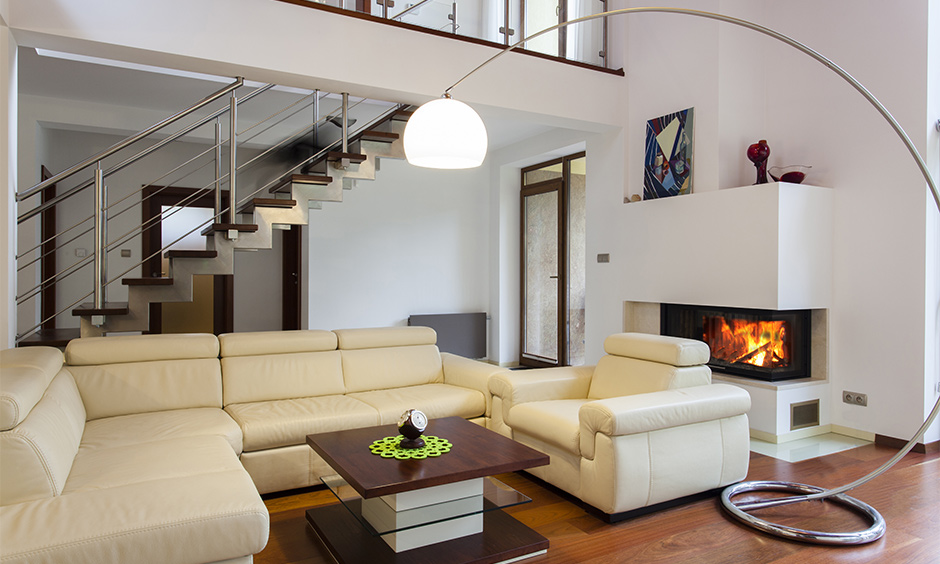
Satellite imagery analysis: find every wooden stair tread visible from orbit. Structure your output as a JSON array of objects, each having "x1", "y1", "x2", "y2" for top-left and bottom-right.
[
  {"x1": 72, "y1": 302, "x2": 129, "y2": 316},
  {"x1": 270, "y1": 174, "x2": 333, "y2": 194},
  {"x1": 164, "y1": 250, "x2": 218, "y2": 259},
  {"x1": 238, "y1": 198, "x2": 297, "y2": 213},
  {"x1": 122, "y1": 277, "x2": 174, "y2": 286},
  {"x1": 327, "y1": 151, "x2": 367, "y2": 163},
  {"x1": 391, "y1": 110, "x2": 414, "y2": 121},
  {"x1": 360, "y1": 130, "x2": 400, "y2": 142},
  {"x1": 17, "y1": 328, "x2": 81, "y2": 348},
  {"x1": 200, "y1": 223, "x2": 260, "y2": 236}
]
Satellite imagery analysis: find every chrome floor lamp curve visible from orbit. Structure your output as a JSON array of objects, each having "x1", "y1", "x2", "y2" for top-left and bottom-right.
[{"x1": 429, "y1": 6, "x2": 940, "y2": 546}]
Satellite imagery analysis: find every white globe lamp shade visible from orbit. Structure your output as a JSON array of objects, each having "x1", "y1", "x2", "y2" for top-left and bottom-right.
[{"x1": 404, "y1": 97, "x2": 488, "y2": 169}]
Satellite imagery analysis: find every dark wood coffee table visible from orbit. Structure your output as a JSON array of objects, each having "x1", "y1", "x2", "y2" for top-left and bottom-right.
[{"x1": 305, "y1": 416, "x2": 550, "y2": 564}]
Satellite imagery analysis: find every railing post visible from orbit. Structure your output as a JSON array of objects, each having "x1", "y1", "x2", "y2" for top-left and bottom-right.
[
  {"x1": 313, "y1": 89, "x2": 320, "y2": 149},
  {"x1": 600, "y1": 0, "x2": 608, "y2": 68},
  {"x1": 341, "y1": 92, "x2": 349, "y2": 154},
  {"x1": 228, "y1": 91, "x2": 237, "y2": 225},
  {"x1": 450, "y1": 2, "x2": 457, "y2": 34},
  {"x1": 93, "y1": 161, "x2": 107, "y2": 318},
  {"x1": 214, "y1": 118, "x2": 223, "y2": 217}
]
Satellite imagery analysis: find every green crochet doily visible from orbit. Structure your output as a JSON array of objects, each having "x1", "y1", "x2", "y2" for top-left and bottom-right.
[{"x1": 368, "y1": 435, "x2": 452, "y2": 460}]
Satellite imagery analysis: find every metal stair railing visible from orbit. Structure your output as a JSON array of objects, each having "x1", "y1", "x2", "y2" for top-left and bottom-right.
[{"x1": 15, "y1": 80, "x2": 406, "y2": 342}]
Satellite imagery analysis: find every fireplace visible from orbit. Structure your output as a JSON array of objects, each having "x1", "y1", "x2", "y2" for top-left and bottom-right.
[{"x1": 661, "y1": 303, "x2": 811, "y2": 382}]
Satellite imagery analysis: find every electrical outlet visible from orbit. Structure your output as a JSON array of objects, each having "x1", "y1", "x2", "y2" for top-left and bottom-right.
[{"x1": 843, "y1": 391, "x2": 868, "y2": 407}]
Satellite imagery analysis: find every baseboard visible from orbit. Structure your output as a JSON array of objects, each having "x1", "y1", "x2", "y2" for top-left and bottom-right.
[
  {"x1": 874, "y1": 434, "x2": 940, "y2": 454},
  {"x1": 750, "y1": 425, "x2": 830, "y2": 444},
  {"x1": 830, "y1": 425, "x2": 876, "y2": 442},
  {"x1": 750, "y1": 425, "x2": 875, "y2": 445}
]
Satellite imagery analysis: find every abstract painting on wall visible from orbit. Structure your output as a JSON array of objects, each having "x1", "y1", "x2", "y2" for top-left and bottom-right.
[{"x1": 643, "y1": 108, "x2": 694, "y2": 200}]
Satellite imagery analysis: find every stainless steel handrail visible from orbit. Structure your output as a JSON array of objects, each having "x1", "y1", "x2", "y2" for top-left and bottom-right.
[
  {"x1": 17, "y1": 81, "x2": 274, "y2": 225},
  {"x1": 17, "y1": 78, "x2": 244, "y2": 204},
  {"x1": 391, "y1": 0, "x2": 435, "y2": 21}
]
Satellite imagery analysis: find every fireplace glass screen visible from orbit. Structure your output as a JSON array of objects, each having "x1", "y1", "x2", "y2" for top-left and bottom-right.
[{"x1": 661, "y1": 304, "x2": 810, "y2": 381}]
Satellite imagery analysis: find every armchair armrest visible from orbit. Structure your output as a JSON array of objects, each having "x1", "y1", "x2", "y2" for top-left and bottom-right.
[
  {"x1": 489, "y1": 366, "x2": 594, "y2": 427},
  {"x1": 579, "y1": 384, "x2": 750, "y2": 459},
  {"x1": 441, "y1": 353, "x2": 508, "y2": 417}
]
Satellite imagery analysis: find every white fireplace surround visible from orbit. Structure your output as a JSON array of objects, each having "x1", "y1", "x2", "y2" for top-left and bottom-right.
[
  {"x1": 620, "y1": 182, "x2": 833, "y2": 311},
  {"x1": 620, "y1": 182, "x2": 842, "y2": 443}
]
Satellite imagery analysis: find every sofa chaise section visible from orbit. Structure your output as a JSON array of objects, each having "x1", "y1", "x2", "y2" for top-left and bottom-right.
[{"x1": 0, "y1": 340, "x2": 269, "y2": 564}]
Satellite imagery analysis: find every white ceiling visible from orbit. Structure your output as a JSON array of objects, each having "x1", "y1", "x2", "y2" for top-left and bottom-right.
[{"x1": 18, "y1": 47, "x2": 554, "y2": 151}]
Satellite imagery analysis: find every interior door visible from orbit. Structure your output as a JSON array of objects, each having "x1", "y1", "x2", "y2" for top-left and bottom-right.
[
  {"x1": 520, "y1": 153, "x2": 586, "y2": 367},
  {"x1": 521, "y1": 160, "x2": 564, "y2": 367}
]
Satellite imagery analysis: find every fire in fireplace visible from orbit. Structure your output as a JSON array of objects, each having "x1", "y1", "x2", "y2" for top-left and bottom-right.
[{"x1": 661, "y1": 304, "x2": 811, "y2": 382}]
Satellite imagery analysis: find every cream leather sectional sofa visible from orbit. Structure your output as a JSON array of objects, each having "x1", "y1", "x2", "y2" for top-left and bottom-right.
[
  {"x1": 0, "y1": 326, "x2": 503, "y2": 564},
  {"x1": 489, "y1": 332, "x2": 752, "y2": 520}
]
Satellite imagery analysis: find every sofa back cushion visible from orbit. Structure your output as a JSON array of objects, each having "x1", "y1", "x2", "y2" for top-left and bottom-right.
[
  {"x1": 587, "y1": 356, "x2": 712, "y2": 400},
  {"x1": 65, "y1": 334, "x2": 223, "y2": 421},
  {"x1": 342, "y1": 345, "x2": 444, "y2": 393},
  {"x1": 1, "y1": 347, "x2": 85, "y2": 505},
  {"x1": 219, "y1": 330, "x2": 345, "y2": 405},
  {"x1": 334, "y1": 327, "x2": 444, "y2": 393},
  {"x1": 334, "y1": 326, "x2": 437, "y2": 350}
]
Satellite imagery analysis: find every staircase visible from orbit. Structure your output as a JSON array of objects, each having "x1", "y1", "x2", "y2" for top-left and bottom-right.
[{"x1": 14, "y1": 78, "x2": 413, "y2": 342}]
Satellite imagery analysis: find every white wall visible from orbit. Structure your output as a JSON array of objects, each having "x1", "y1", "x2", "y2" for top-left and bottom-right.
[
  {"x1": 306, "y1": 157, "x2": 490, "y2": 332},
  {"x1": 614, "y1": 0, "x2": 938, "y2": 442},
  {"x1": 0, "y1": 21, "x2": 15, "y2": 348}
]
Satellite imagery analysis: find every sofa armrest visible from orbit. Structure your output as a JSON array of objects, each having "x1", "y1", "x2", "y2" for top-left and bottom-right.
[
  {"x1": 578, "y1": 384, "x2": 750, "y2": 459},
  {"x1": 441, "y1": 353, "x2": 508, "y2": 417},
  {"x1": 489, "y1": 366, "x2": 594, "y2": 427}
]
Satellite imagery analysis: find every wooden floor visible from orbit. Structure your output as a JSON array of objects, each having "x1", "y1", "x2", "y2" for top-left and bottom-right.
[{"x1": 256, "y1": 444, "x2": 939, "y2": 564}]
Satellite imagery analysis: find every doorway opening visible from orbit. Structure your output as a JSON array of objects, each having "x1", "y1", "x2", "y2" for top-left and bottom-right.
[{"x1": 520, "y1": 152, "x2": 586, "y2": 367}]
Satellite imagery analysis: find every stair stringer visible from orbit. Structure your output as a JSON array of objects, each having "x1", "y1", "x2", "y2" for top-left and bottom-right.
[{"x1": 77, "y1": 122, "x2": 408, "y2": 337}]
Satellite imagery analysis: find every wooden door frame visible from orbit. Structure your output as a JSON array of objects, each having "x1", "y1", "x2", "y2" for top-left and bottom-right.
[
  {"x1": 281, "y1": 224, "x2": 302, "y2": 331},
  {"x1": 519, "y1": 151, "x2": 585, "y2": 368},
  {"x1": 140, "y1": 185, "x2": 233, "y2": 335},
  {"x1": 40, "y1": 166, "x2": 57, "y2": 330}
]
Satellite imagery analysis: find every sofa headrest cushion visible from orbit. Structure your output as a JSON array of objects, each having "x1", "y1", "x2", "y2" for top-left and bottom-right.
[
  {"x1": 65, "y1": 333, "x2": 220, "y2": 366},
  {"x1": 219, "y1": 330, "x2": 338, "y2": 357},
  {"x1": 603, "y1": 333, "x2": 710, "y2": 366},
  {"x1": 0, "y1": 347, "x2": 65, "y2": 431},
  {"x1": 334, "y1": 326, "x2": 437, "y2": 350}
]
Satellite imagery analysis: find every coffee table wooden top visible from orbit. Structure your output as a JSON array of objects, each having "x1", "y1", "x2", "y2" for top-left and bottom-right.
[{"x1": 306, "y1": 416, "x2": 549, "y2": 499}]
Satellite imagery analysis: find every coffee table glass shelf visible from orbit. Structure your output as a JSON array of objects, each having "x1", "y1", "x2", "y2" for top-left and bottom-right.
[{"x1": 305, "y1": 416, "x2": 550, "y2": 564}]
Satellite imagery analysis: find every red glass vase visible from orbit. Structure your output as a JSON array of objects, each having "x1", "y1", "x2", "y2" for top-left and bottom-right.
[{"x1": 746, "y1": 140, "x2": 771, "y2": 184}]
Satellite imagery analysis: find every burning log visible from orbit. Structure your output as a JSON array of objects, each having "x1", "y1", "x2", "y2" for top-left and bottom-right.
[{"x1": 733, "y1": 341, "x2": 774, "y2": 365}]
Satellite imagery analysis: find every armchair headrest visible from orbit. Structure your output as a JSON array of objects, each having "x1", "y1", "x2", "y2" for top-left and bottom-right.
[{"x1": 603, "y1": 333, "x2": 710, "y2": 366}]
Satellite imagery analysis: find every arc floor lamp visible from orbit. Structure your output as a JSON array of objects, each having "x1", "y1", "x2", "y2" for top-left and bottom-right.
[{"x1": 402, "y1": 7, "x2": 940, "y2": 546}]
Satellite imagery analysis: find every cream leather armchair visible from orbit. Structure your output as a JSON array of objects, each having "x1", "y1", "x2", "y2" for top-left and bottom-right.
[{"x1": 488, "y1": 333, "x2": 751, "y2": 520}]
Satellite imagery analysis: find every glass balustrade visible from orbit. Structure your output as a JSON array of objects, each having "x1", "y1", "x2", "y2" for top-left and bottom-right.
[{"x1": 296, "y1": 0, "x2": 608, "y2": 68}]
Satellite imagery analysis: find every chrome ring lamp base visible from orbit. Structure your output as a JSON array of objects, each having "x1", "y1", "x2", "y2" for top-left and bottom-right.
[{"x1": 721, "y1": 481, "x2": 886, "y2": 545}]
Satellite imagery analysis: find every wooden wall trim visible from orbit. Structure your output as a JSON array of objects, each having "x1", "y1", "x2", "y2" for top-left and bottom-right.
[{"x1": 875, "y1": 433, "x2": 940, "y2": 454}]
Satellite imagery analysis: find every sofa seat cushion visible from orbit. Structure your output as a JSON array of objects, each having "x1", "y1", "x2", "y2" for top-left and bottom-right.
[
  {"x1": 225, "y1": 395, "x2": 379, "y2": 452},
  {"x1": 509, "y1": 399, "x2": 591, "y2": 456},
  {"x1": 79, "y1": 407, "x2": 243, "y2": 455},
  {"x1": 348, "y1": 383, "x2": 485, "y2": 425},
  {"x1": 0, "y1": 459, "x2": 268, "y2": 564},
  {"x1": 64, "y1": 435, "x2": 243, "y2": 494}
]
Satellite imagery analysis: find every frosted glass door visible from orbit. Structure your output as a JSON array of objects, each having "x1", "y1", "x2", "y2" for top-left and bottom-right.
[{"x1": 522, "y1": 188, "x2": 560, "y2": 363}]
